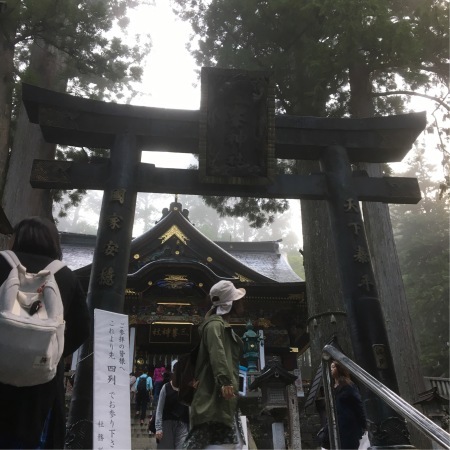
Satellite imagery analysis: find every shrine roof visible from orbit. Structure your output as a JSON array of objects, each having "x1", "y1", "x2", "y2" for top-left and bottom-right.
[
  {"x1": 413, "y1": 387, "x2": 449, "y2": 404},
  {"x1": 249, "y1": 361, "x2": 298, "y2": 390},
  {"x1": 59, "y1": 203, "x2": 303, "y2": 284},
  {"x1": 216, "y1": 242, "x2": 303, "y2": 283},
  {"x1": 60, "y1": 233, "x2": 95, "y2": 270}
]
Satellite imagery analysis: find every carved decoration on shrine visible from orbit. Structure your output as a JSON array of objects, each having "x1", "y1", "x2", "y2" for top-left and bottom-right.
[
  {"x1": 156, "y1": 274, "x2": 194, "y2": 289},
  {"x1": 255, "y1": 317, "x2": 275, "y2": 328},
  {"x1": 159, "y1": 225, "x2": 189, "y2": 245},
  {"x1": 236, "y1": 273, "x2": 253, "y2": 282},
  {"x1": 287, "y1": 293, "x2": 305, "y2": 301},
  {"x1": 129, "y1": 314, "x2": 204, "y2": 326}
]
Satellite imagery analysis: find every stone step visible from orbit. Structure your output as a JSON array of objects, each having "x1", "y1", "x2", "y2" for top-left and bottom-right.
[
  {"x1": 132, "y1": 435, "x2": 156, "y2": 450},
  {"x1": 130, "y1": 407, "x2": 156, "y2": 450}
]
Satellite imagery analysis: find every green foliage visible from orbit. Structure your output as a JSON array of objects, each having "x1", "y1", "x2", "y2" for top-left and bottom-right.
[
  {"x1": 390, "y1": 149, "x2": 449, "y2": 376},
  {"x1": 53, "y1": 147, "x2": 108, "y2": 218},
  {"x1": 5, "y1": 0, "x2": 151, "y2": 100},
  {"x1": 2, "y1": 0, "x2": 152, "y2": 213},
  {"x1": 203, "y1": 196, "x2": 289, "y2": 228},
  {"x1": 173, "y1": 0, "x2": 449, "y2": 226},
  {"x1": 173, "y1": 0, "x2": 337, "y2": 116}
]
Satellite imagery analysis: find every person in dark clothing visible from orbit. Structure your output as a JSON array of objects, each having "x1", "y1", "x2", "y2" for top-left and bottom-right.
[
  {"x1": 135, "y1": 369, "x2": 153, "y2": 425},
  {"x1": 155, "y1": 363, "x2": 189, "y2": 449},
  {"x1": 320, "y1": 360, "x2": 367, "y2": 449},
  {"x1": 0, "y1": 217, "x2": 90, "y2": 449},
  {"x1": 152, "y1": 361, "x2": 167, "y2": 407},
  {"x1": 148, "y1": 371, "x2": 171, "y2": 437}
]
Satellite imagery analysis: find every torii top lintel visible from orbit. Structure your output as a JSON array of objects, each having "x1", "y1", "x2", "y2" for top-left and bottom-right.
[{"x1": 22, "y1": 82, "x2": 426, "y2": 164}]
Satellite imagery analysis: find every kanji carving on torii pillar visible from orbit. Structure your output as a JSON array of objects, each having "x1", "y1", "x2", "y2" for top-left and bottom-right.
[{"x1": 22, "y1": 67, "x2": 426, "y2": 448}]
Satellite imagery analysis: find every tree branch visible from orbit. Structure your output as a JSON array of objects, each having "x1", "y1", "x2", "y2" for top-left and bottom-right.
[{"x1": 372, "y1": 90, "x2": 450, "y2": 112}]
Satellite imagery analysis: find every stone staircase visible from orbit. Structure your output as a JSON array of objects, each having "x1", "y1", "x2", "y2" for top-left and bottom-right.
[{"x1": 131, "y1": 402, "x2": 157, "y2": 450}]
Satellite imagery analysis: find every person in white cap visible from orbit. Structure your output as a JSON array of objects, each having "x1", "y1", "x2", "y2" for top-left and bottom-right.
[{"x1": 183, "y1": 280, "x2": 246, "y2": 450}]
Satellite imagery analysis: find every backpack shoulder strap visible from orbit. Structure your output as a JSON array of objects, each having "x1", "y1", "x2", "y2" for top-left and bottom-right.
[
  {"x1": 43, "y1": 259, "x2": 66, "y2": 275},
  {"x1": 0, "y1": 251, "x2": 66, "y2": 275},
  {"x1": 0, "y1": 250, "x2": 21, "y2": 269}
]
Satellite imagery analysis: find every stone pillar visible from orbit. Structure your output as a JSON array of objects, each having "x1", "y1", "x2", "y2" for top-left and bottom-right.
[
  {"x1": 272, "y1": 422, "x2": 285, "y2": 450},
  {"x1": 129, "y1": 326, "x2": 136, "y2": 372},
  {"x1": 287, "y1": 384, "x2": 302, "y2": 449}
]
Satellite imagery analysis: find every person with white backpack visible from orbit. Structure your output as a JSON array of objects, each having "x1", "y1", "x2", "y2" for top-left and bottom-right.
[{"x1": 0, "y1": 217, "x2": 90, "y2": 449}]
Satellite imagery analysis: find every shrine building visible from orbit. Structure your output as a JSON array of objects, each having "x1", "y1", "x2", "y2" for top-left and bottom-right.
[{"x1": 61, "y1": 200, "x2": 309, "y2": 375}]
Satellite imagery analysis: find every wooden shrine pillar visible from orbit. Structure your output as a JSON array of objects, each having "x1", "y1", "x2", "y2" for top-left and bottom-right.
[
  {"x1": 66, "y1": 133, "x2": 141, "y2": 447},
  {"x1": 320, "y1": 145, "x2": 410, "y2": 446}
]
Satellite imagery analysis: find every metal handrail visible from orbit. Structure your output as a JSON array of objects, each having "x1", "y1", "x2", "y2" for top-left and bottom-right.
[{"x1": 322, "y1": 344, "x2": 450, "y2": 449}]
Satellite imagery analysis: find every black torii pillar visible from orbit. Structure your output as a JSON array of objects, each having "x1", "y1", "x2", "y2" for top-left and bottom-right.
[
  {"x1": 66, "y1": 133, "x2": 141, "y2": 447},
  {"x1": 321, "y1": 145, "x2": 412, "y2": 446},
  {"x1": 21, "y1": 69, "x2": 426, "y2": 449}
]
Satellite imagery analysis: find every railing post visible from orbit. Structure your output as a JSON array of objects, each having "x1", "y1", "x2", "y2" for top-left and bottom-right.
[{"x1": 322, "y1": 355, "x2": 340, "y2": 449}]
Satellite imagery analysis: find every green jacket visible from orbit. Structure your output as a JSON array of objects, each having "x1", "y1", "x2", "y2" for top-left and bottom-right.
[{"x1": 190, "y1": 315, "x2": 243, "y2": 429}]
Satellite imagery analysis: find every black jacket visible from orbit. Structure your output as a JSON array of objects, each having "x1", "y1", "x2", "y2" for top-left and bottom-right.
[
  {"x1": 319, "y1": 383, "x2": 366, "y2": 450},
  {"x1": 334, "y1": 383, "x2": 366, "y2": 449},
  {"x1": 0, "y1": 252, "x2": 90, "y2": 448}
]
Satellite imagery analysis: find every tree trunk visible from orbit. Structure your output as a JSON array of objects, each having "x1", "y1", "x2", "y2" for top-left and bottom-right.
[
  {"x1": 0, "y1": 9, "x2": 18, "y2": 196},
  {"x1": 360, "y1": 162, "x2": 429, "y2": 448},
  {"x1": 299, "y1": 161, "x2": 354, "y2": 369},
  {"x1": 349, "y1": 61, "x2": 429, "y2": 448},
  {"x1": 2, "y1": 106, "x2": 54, "y2": 225},
  {"x1": 0, "y1": 40, "x2": 67, "y2": 249},
  {"x1": 348, "y1": 63, "x2": 374, "y2": 118}
]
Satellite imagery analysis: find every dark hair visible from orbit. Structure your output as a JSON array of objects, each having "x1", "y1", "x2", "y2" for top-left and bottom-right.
[
  {"x1": 230, "y1": 298, "x2": 244, "y2": 313},
  {"x1": 11, "y1": 217, "x2": 62, "y2": 260},
  {"x1": 172, "y1": 362, "x2": 179, "y2": 388},
  {"x1": 331, "y1": 360, "x2": 353, "y2": 386}
]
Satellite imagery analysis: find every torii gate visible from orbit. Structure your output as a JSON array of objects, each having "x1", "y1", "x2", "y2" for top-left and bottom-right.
[{"x1": 22, "y1": 67, "x2": 425, "y2": 449}]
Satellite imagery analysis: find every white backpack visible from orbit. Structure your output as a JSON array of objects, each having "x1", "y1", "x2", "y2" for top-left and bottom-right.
[{"x1": 0, "y1": 250, "x2": 66, "y2": 387}]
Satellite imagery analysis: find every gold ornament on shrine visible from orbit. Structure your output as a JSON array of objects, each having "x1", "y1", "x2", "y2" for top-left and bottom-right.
[{"x1": 159, "y1": 225, "x2": 188, "y2": 245}]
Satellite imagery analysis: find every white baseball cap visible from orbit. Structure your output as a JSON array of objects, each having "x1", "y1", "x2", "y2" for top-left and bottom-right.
[{"x1": 208, "y1": 280, "x2": 246, "y2": 316}]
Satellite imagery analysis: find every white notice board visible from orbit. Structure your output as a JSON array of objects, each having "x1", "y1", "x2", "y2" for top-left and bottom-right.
[{"x1": 93, "y1": 309, "x2": 131, "y2": 450}]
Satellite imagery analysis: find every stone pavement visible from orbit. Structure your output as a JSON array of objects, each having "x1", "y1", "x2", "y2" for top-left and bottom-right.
[{"x1": 131, "y1": 400, "x2": 157, "y2": 450}]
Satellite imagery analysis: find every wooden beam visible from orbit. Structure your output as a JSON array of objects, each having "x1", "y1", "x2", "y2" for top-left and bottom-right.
[
  {"x1": 30, "y1": 160, "x2": 421, "y2": 204},
  {"x1": 22, "y1": 83, "x2": 426, "y2": 163}
]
